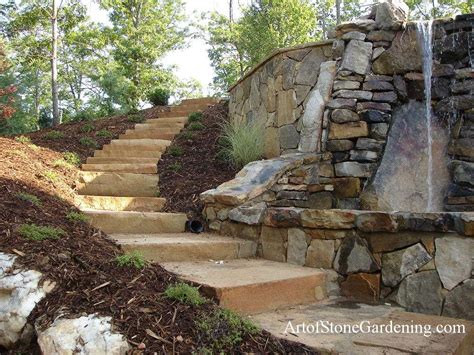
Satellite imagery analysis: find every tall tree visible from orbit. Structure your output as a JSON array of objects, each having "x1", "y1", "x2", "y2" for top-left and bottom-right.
[{"x1": 0, "y1": 40, "x2": 15, "y2": 121}]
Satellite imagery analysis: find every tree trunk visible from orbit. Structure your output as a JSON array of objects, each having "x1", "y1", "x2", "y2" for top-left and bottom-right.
[
  {"x1": 229, "y1": 0, "x2": 234, "y2": 22},
  {"x1": 51, "y1": 0, "x2": 60, "y2": 125},
  {"x1": 336, "y1": 0, "x2": 341, "y2": 25}
]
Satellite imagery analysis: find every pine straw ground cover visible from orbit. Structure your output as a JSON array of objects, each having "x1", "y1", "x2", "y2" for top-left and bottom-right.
[
  {"x1": 0, "y1": 137, "x2": 314, "y2": 353},
  {"x1": 158, "y1": 103, "x2": 238, "y2": 219}
]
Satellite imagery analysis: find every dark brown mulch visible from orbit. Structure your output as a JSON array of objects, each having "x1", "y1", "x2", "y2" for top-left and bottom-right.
[
  {"x1": 0, "y1": 137, "x2": 315, "y2": 354},
  {"x1": 22, "y1": 106, "x2": 168, "y2": 163},
  {"x1": 158, "y1": 103, "x2": 238, "y2": 219}
]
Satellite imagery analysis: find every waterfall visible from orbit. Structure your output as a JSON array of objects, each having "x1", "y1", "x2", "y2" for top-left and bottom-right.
[{"x1": 416, "y1": 20, "x2": 434, "y2": 212}]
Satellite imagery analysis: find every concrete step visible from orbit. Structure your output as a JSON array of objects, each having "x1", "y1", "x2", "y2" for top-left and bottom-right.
[
  {"x1": 83, "y1": 210, "x2": 187, "y2": 234},
  {"x1": 162, "y1": 259, "x2": 328, "y2": 315},
  {"x1": 145, "y1": 117, "x2": 188, "y2": 124},
  {"x1": 115, "y1": 233, "x2": 257, "y2": 262},
  {"x1": 159, "y1": 111, "x2": 196, "y2": 118},
  {"x1": 181, "y1": 97, "x2": 219, "y2": 105},
  {"x1": 104, "y1": 139, "x2": 171, "y2": 152},
  {"x1": 81, "y1": 163, "x2": 157, "y2": 174},
  {"x1": 86, "y1": 157, "x2": 159, "y2": 164},
  {"x1": 119, "y1": 131, "x2": 176, "y2": 140},
  {"x1": 77, "y1": 172, "x2": 159, "y2": 197},
  {"x1": 252, "y1": 300, "x2": 474, "y2": 354},
  {"x1": 76, "y1": 196, "x2": 166, "y2": 212},
  {"x1": 133, "y1": 123, "x2": 185, "y2": 131},
  {"x1": 93, "y1": 150, "x2": 162, "y2": 158}
]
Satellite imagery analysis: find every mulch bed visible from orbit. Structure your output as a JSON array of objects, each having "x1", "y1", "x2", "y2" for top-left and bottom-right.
[
  {"x1": 158, "y1": 103, "x2": 238, "y2": 219},
  {"x1": 0, "y1": 138, "x2": 314, "y2": 353}
]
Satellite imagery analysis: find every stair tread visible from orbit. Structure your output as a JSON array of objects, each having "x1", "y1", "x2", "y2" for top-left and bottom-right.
[
  {"x1": 114, "y1": 233, "x2": 252, "y2": 244},
  {"x1": 83, "y1": 210, "x2": 185, "y2": 216}
]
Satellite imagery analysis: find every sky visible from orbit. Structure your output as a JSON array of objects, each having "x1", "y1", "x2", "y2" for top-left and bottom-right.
[{"x1": 86, "y1": 0, "x2": 250, "y2": 96}]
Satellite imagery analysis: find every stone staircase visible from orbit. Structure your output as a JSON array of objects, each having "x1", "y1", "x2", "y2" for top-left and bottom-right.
[{"x1": 75, "y1": 98, "x2": 474, "y2": 354}]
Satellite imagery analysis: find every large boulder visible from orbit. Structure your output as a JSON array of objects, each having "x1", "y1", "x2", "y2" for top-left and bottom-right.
[
  {"x1": 374, "y1": 0, "x2": 409, "y2": 30},
  {"x1": 333, "y1": 235, "x2": 380, "y2": 275},
  {"x1": 0, "y1": 253, "x2": 55, "y2": 349},
  {"x1": 442, "y1": 279, "x2": 474, "y2": 321},
  {"x1": 37, "y1": 315, "x2": 129, "y2": 355}
]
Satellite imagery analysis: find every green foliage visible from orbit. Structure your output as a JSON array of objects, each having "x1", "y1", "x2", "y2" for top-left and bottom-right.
[
  {"x1": 16, "y1": 192, "x2": 41, "y2": 207},
  {"x1": 220, "y1": 119, "x2": 264, "y2": 168},
  {"x1": 44, "y1": 130, "x2": 64, "y2": 140},
  {"x1": 164, "y1": 282, "x2": 206, "y2": 306},
  {"x1": 66, "y1": 211, "x2": 89, "y2": 223},
  {"x1": 188, "y1": 111, "x2": 203, "y2": 123},
  {"x1": 18, "y1": 223, "x2": 65, "y2": 241},
  {"x1": 79, "y1": 137, "x2": 97, "y2": 148},
  {"x1": 80, "y1": 123, "x2": 95, "y2": 133},
  {"x1": 188, "y1": 122, "x2": 205, "y2": 131},
  {"x1": 147, "y1": 87, "x2": 170, "y2": 106},
  {"x1": 116, "y1": 251, "x2": 147, "y2": 269},
  {"x1": 43, "y1": 170, "x2": 59, "y2": 182},
  {"x1": 168, "y1": 162, "x2": 182, "y2": 172},
  {"x1": 15, "y1": 135, "x2": 31, "y2": 144},
  {"x1": 168, "y1": 145, "x2": 184, "y2": 157},
  {"x1": 128, "y1": 113, "x2": 145, "y2": 123},
  {"x1": 53, "y1": 159, "x2": 73, "y2": 169},
  {"x1": 96, "y1": 129, "x2": 113, "y2": 138},
  {"x1": 63, "y1": 152, "x2": 81, "y2": 166},
  {"x1": 196, "y1": 308, "x2": 258, "y2": 352},
  {"x1": 179, "y1": 131, "x2": 194, "y2": 140}
]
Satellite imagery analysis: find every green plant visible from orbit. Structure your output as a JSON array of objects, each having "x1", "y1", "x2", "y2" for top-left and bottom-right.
[
  {"x1": 220, "y1": 119, "x2": 264, "y2": 168},
  {"x1": 44, "y1": 130, "x2": 64, "y2": 140},
  {"x1": 188, "y1": 122, "x2": 205, "y2": 131},
  {"x1": 168, "y1": 162, "x2": 182, "y2": 172},
  {"x1": 154, "y1": 189, "x2": 161, "y2": 197},
  {"x1": 164, "y1": 282, "x2": 206, "y2": 306},
  {"x1": 18, "y1": 224, "x2": 65, "y2": 241},
  {"x1": 79, "y1": 137, "x2": 98, "y2": 148},
  {"x1": 168, "y1": 145, "x2": 184, "y2": 157},
  {"x1": 116, "y1": 251, "x2": 147, "y2": 269},
  {"x1": 96, "y1": 129, "x2": 114, "y2": 138},
  {"x1": 53, "y1": 159, "x2": 73, "y2": 169},
  {"x1": 66, "y1": 211, "x2": 89, "y2": 223},
  {"x1": 195, "y1": 309, "x2": 258, "y2": 351},
  {"x1": 80, "y1": 123, "x2": 95, "y2": 133},
  {"x1": 15, "y1": 135, "x2": 31, "y2": 144},
  {"x1": 188, "y1": 111, "x2": 203, "y2": 122},
  {"x1": 128, "y1": 113, "x2": 145, "y2": 123},
  {"x1": 179, "y1": 131, "x2": 194, "y2": 140},
  {"x1": 147, "y1": 87, "x2": 170, "y2": 106},
  {"x1": 16, "y1": 192, "x2": 41, "y2": 207},
  {"x1": 43, "y1": 170, "x2": 58, "y2": 183},
  {"x1": 63, "y1": 152, "x2": 81, "y2": 166}
]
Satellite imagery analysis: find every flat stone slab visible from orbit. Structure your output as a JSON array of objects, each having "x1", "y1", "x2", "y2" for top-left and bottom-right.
[
  {"x1": 162, "y1": 259, "x2": 328, "y2": 315},
  {"x1": 252, "y1": 299, "x2": 474, "y2": 354}
]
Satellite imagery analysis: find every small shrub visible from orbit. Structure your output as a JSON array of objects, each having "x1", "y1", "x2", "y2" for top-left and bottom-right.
[
  {"x1": 43, "y1": 170, "x2": 58, "y2": 182},
  {"x1": 195, "y1": 309, "x2": 258, "y2": 351},
  {"x1": 147, "y1": 87, "x2": 170, "y2": 106},
  {"x1": 16, "y1": 192, "x2": 41, "y2": 207},
  {"x1": 15, "y1": 136, "x2": 31, "y2": 144},
  {"x1": 154, "y1": 189, "x2": 161, "y2": 197},
  {"x1": 79, "y1": 137, "x2": 98, "y2": 148},
  {"x1": 53, "y1": 159, "x2": 73, "y2": 169},
  {"x1": 80, "y1": 123, "x2": 95, "y2": 133},
  {"x1": 116, "y1": 251, "x2": 147, "y2": 269},
  {"x1": 164, "y1": 282, "x2": 206, "y2": 306},
  {"x1": 168, "y1": 145, "x2": 184, "y2": 157},
  {"x1": 220, "y1": 119, "x2": 264, "y2": 168},
  {"x1": 128, "y1": 113, "x2": 145, "y2": 123},
  {"x1": 63, "y1": 152, "x2": 81, "y2": 166},
  {"x1": 44, "y1": 130, "x2": 64, "y2": 140},
  {"x1": 18, "y1": 224, "x2": 65, "y2": 241},
  {"x1": 168, "y1": 162, "x2": 182, "y2": 172},
  {"x1": 188, "y1": 122, "x2": 205, "y2": 131},
  {"x1": 188, "y1": 111, "x2": 203, "y2": 123},
  {"x1": 66, "y1": 211, "x2": 89, "y2": 223},
  {"x1": 179, "y1": 131, "x2": 194, "y2": 140},
  {"x1": 96, "y1": 129, "x2": 114, "y2": 138}
]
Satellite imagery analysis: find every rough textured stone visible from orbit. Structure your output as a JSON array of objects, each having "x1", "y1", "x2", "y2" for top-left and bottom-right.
[
  {"x1": 374, "y1": 0, "x2": 408, "y2": 30},
  {"x1": 359, "y1": 110, "x2": 390, "y2": 123},
  {"x1": 341, "y1": 273, "x2": 380, "y2": 301},
  {"x1": 37, "y1": 315, "x2": 129, "y2": 355},
  {"x1": 369, "y1": 123, "x2": 389, "y2": 140},
  {"x1": 350, "y1": 149, "x2": 378, "y2": 162},
  {"x1": 381, "y1": 243, "x2": 432, "y2": 287},
  {"x1": 326, "y1": 139, "x2": 354, "y2": 152},
  {"x1": 261, "y1": 226, "x2": 287, "y2": 262},
  {"x1": 264, "y1": 207, "x2": 303, "y2": 228},
  {"x1": 363, "y1": 81, "x2": 395, "y2": 91},
  {"x1": 228, "y1": 202, "x2": 267, "y2": 225},
  {"x1": 356, "y1": 212, "x2": 398, "y2": 232},
  {"x1": 287, "y1": 229, "x2": 308, "y2": 266},
  {"x1": 327, "y1": 98, "x2": 357, "y2": 109},
  {"x1": 366, "y1": 232, "x2": 436, "y2": 253},
  {"x1": 356, "y1": 138, "x2": 385, "y2": 151},
  {"x1": 276, "y1": 90, "x2": 297, "y2": 126},
  {"x1": 334, "y1": 90, "x2": 373, "y2": 100},
  {"x1": 300, "y1": 209, "x2": 356, "y2": 229},
  {"x1": 334, "y1": 235, "x2": 380, "y2": 275},
  {"x1": 335, "y1": 19, "x2": 376, "y2": 36},
  {"x1": 435, "y1": 236, "x2": 474, "y2": 290},
  {"x1": 373, "y1": 91, "x2": 397, "y2": 103},
  {"x1": 279, "y1": 125, "x2": 300, "y2": 149},
  {"x1": 367, "y1": 30, "x2": 396, "y2": 42},
  {"x1": 332, "y1": 177, "x2": 361, "y2": 198},
  {"x1": 221, "y1": 221, "x2": 260, "y2": 240},
  {"x1": 0, "y1": 254, "x2": 55, "y2": 349},
  {"x1": 342, "y1": 31, "x2": 367, "y2": 41},
  {"x1": 394, "y1": 271, "x2": 443, "y2": 315},
  {"x1": 357, "y1": 101, "x2": 391, "y2": 112},
  {"x1": 333, "y1": 80, "x2": 360, "y2": 91},
  {"x1": 264, "y1": 127, "x2": 280, "y2": 158},
  {"x1": 450, "y1": 160, "x2": 474, "y2": 187},
  {"x1": 295, "y1": 48, "x2": 326, "y2": 86},
  {"x1": 442, "y1": 279, "x2": 474, "y2": 321},
  {"x1": 329, "y1": 121, "x2": 368, "y2": 139},
  {"x1": 335, "y1": 161, "x2": 376, "y2": 177},
  {"x1": 340, "y1": 40, "x2": 373, "y2": 75},
  {"x1": 305, "y1": 239, "x2": 335, "y2": 268}
]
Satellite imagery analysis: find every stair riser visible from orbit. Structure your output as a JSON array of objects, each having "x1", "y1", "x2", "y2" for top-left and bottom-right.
[
  {"x1": 86, "y1": 157, "x2": 159, "y2": 164},
  {"x1": 121, "y1": 241, "x2": 256, "y2": 262},
  {"x1": 77, "y1": 196, "x2": 165, "y2": 212},
  {"x1": 146, "y1": 117, "x2": 188, "y2": 124},
  {"x1": 84, "y1": 213, "x2": 187, "y2": 234},
  {"x1": 93, "y1": 150, "x2": 162, "y2": 158},
  {"x1": 81, "y1": 164, "x2": 158, "y2": 174},
  {"x1": 181, "y1": 98, "x2": 218, "y2": 105},
  {"x1": 134, "y1": 123, "x2": 184, "y2": 130},
  {"x1": 119, "y1": 132, "x2": 176, "y2": 140},
  {"x1": 159, "y1": 111, "x2": 197, "y2": 118},
  {"x1": 77, "y1": 173, "x2": 159, "y2": 197}
]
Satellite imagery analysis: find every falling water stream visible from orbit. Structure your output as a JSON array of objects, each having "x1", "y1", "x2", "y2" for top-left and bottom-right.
[{"x1": 416, "y1": 20, "x2": 434, "y2": 212}]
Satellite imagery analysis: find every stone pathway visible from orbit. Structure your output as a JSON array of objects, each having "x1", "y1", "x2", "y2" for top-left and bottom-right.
[{"x1": 76, "y1": 98, "x2": 473, "y2": 353}]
